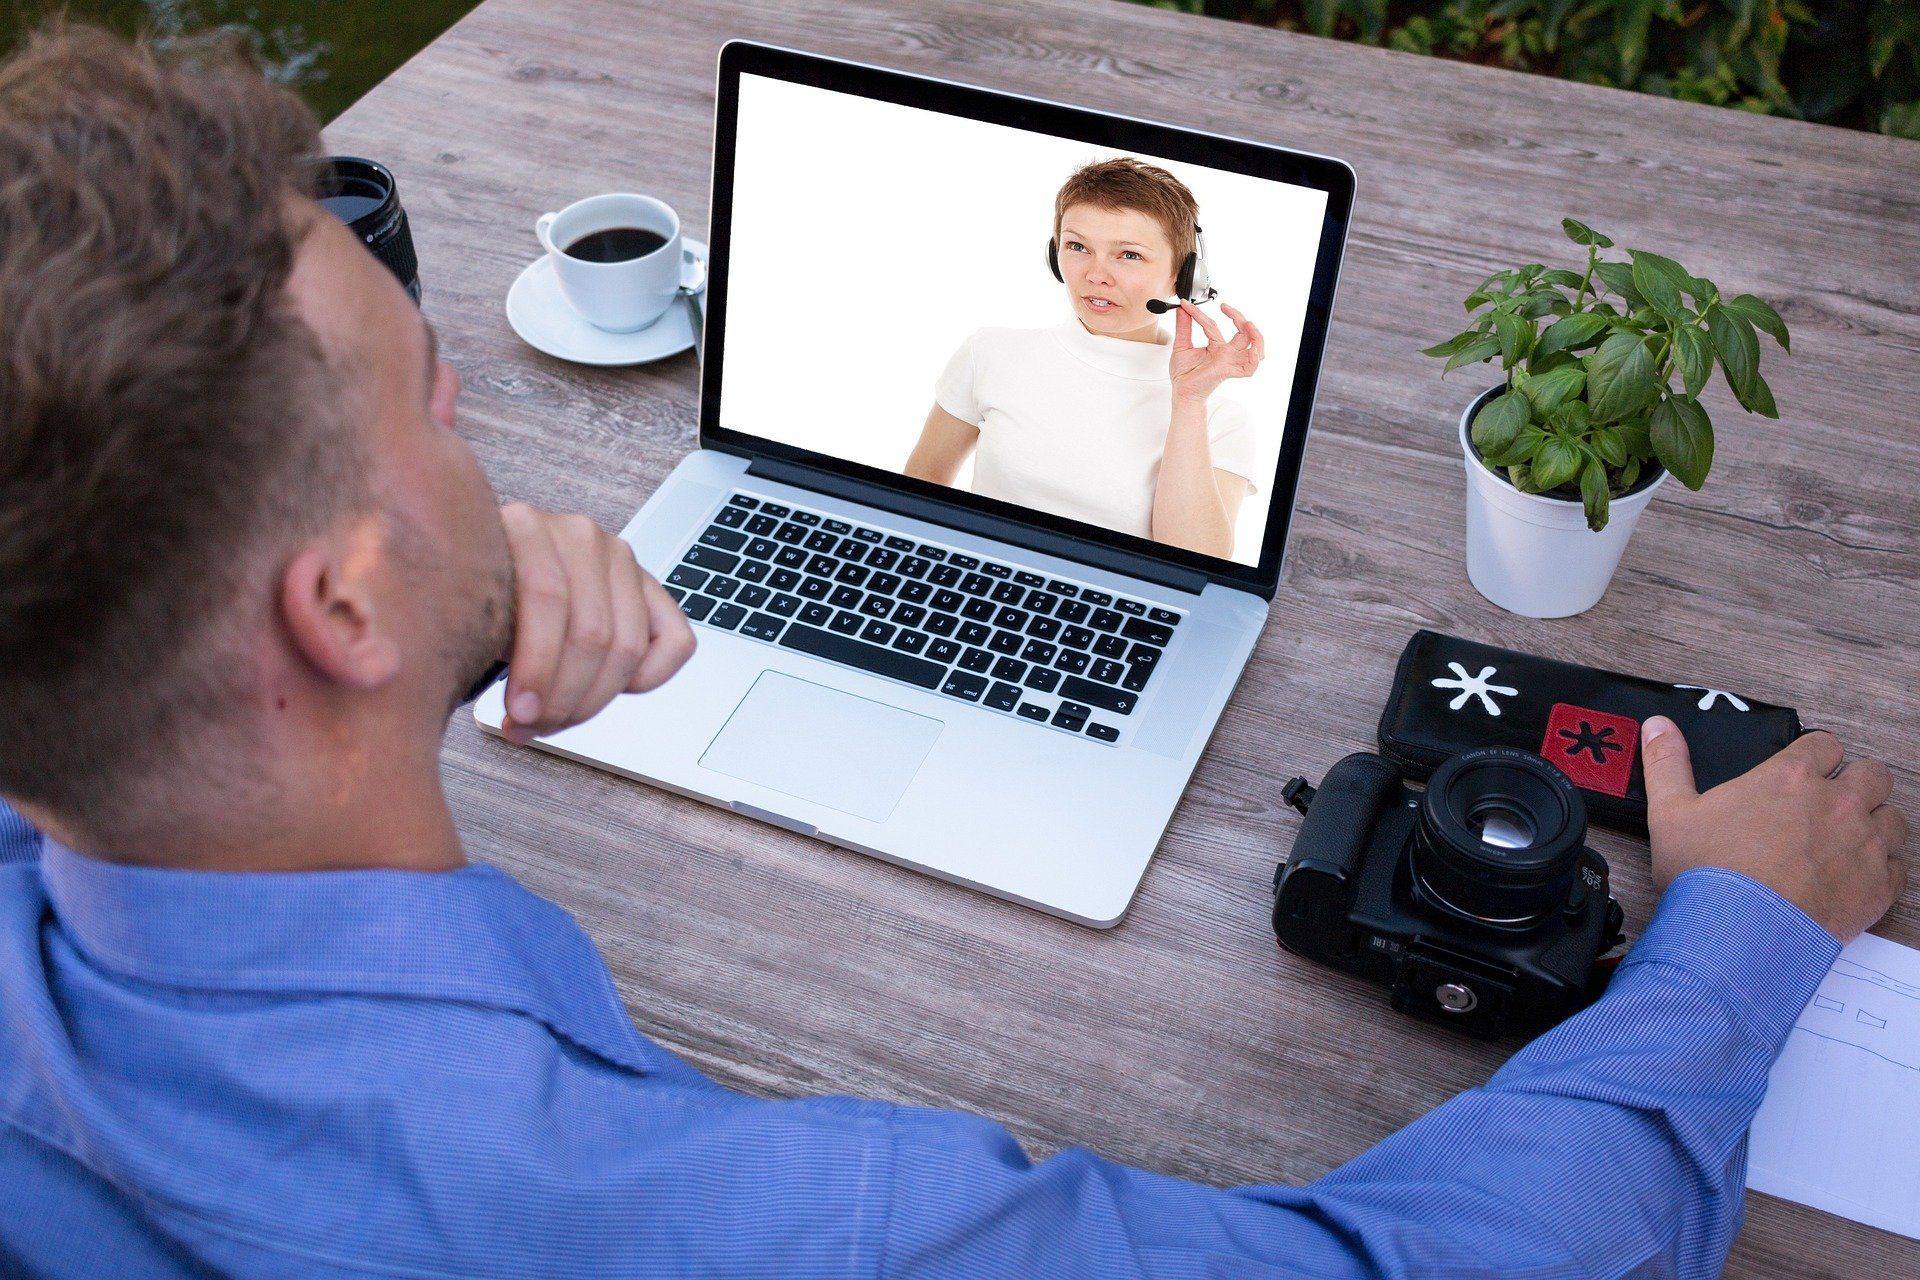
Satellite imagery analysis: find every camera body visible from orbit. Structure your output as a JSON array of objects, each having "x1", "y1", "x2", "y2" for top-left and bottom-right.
[{"x1": 1274, "y1": 747, "x2": 1624, "y2": 1039}]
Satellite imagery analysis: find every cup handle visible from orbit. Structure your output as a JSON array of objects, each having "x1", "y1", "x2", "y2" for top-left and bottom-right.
[
  {"x1": 679, "y1": 247, "x2": 708, "y2": 295},
  {"x1": 536, "y1": 212, "x2": 557, "y2": 254}
]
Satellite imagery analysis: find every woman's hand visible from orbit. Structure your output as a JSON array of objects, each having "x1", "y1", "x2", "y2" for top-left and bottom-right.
[{"x1": 1169, "y1": 301, "x2": 1264, "y2": 404}]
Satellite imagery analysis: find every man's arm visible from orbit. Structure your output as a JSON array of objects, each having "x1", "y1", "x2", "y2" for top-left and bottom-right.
[{"x1": 0, "y1": 798, "x2": 40, "y2": 865}]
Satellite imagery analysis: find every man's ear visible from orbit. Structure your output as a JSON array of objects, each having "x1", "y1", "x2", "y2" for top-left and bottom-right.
[{"x1": 279, "y1": 517, "x2": 403, "y2": 689}]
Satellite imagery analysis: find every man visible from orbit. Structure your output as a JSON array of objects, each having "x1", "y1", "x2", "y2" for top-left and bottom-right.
[{"x1": 0, "y1": 24, "x2": 1908, "y2": 1280}]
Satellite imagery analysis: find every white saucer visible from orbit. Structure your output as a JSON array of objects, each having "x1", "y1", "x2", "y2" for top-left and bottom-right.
[{"x1": 505, "y1": 239, "x2": 707, "y2": 366}]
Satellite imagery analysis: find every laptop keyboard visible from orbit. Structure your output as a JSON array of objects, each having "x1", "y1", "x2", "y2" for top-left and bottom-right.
[{"x1": 660, "y1": 493, "x2": 1185, "y2": 745}]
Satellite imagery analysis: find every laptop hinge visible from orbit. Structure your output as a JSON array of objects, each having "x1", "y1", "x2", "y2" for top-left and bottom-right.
[{"x1": 746, "y1": 456, "x2": 1209, "y2": 595}]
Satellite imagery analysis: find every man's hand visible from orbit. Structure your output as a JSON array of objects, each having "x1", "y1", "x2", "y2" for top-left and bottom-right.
[
  {"x1": 1643, "y1": 716, "x2": 1909, "y2": 941},
  {"x1": 497, "y1": 503, "x2": 695, "y2": 745}
]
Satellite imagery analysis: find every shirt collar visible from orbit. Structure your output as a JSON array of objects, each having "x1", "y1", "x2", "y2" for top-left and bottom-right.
[
  {"x1": 1050, "y1": 317, "x2": 1172, "y2": 382},
  {"x1": 38, "y1": 838, "x2": 665, "y2": 1077}
]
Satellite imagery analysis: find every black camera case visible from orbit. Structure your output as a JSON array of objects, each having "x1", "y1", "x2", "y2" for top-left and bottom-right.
[{"x1": 1274, "y1": 748, "x2": 1624, "y2": 1039}]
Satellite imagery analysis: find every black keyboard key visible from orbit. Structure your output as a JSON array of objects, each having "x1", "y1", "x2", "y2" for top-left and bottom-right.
[
  {"x1": 805, "y1": 530, "x2": 838, "y2": 553},
  {"x1": 853, "y1": 527, "x2": 883, "y2": 543},
  {"x1": 746, "y1": 514, "x2": 779, "y2": 536},
  {"x1": 1061, "y1": 676, "x2": 1137, "y2": 715},
  {"x1": 683, "y1": 593, "x2": 716, "y2": 621},
  {"x1": 805, "y1": 554, "x2": 836, "y2": 577},
  {"x1": 707, "y1": 576, "x2": 740, "y2": 600},
  {"x1": 1062, "y1": 625, "x2": 1096, "y2": 650},
  {"x1": 798, "y1": 576, "x2": 832, "y2": 600},
  {"x1": 948, "y1": 553, "x2": 980, "y2": 570},
  {"x1": 1059, "y1": 650, "x2": 1091, "y2": 674},
  {"x1": 958, "y1": 647, "x2": 993, "y2": 673},
  {"x1": 836, "y1": 538, "x2": 867, "y2": 562},
  {"x1": 917, "y1": 544, "x2": 947, "y2": 560},
  {"x1": 1089, "y1": 608, "x2": 1124, "y2": 632},
  {"x1": 992, "y1": 656, "x2": 1027, "y2": 682},
  {"x1": 1023, "y1": 667, "x2": 1061, "y2": 693},
  {"x1": 860, "y1": 619, "x2": 896, "y2": 645},
  {"x1": 714, "y1": 506, "x2": 748, "y2": 528},
  {"x1": 1128, "y1": 644, "x2": 1162, "y2": 668},
  {"x1": 885, "y1": 535, "x2": 915, "y2": 552},
  {"x1": 994, "y1": 606, "x2": 1028, "y2": 630},
  {"x1": 768, "y1": 593, "x2": 802, "y2": 617},
  {"x1": 737, "y1": 584, "x2": 771, "y2": 609},
  {"x1": 779, "y1": 624, "x2": 944, "y2": 690},
  {"x1": 892, "y1": 603, "x2": 927, "y2": 629},
  {"x1": 987, "y1": 630, "x2": 1024, "y2": 656},
  {"x1": 859, "y1": 594, "x2": 893, "y2": 619},
  {"x1": 829, "y1": 610, "x2": 863, "y2": 635},
  {"x1": 893, "y1": 630, "x2": 929, "y2": 655},
  {"x1": 1081, "y1": 589, "x2": 1113, "y2": 607},
  {"x1": 739, "y1": 612, "x2": 784, "y2": 642},
  {"x1": 960, "y1": 573, "x2": 993, "y2": 596},
  {"x1": 800, "y1": 602, "x2": 832, "y2": 626},
  {"x1": 771, "y1": 546, "x2": 805, "y2": 569},
  {"x1": 1090, "y1": 658, "x2": 1125, "y2": 683},
  {"x1": 727, "y1": 494, "x2": 759, "y2": 510},
  {"x1": 957, "y1": 621, "x2": 991, "y2": 646},
  {"x1": 682, "y1": 545, "x2": 740, "y2": 574},
  {"x1": 710, "y1": 603, "x2": 748, "y2": 631},
  {"x1": 667, "y1": 564, "x2": 710, "y2": 590},
  {"x1": 665, "y1": 585, "x2": 686, "y2": 604},
  {"x1": 985, "y1": 681, "x2": 1022, "y2": 712},
  {"x1": 868, "y1": 572, "x2": 903, "y2": 596},
  {"x1": 932, "y1": 589, "x2": 964, "y2": 612},
  {"x1": 866, "y1": 548, "x2": 900, "y2": 571},
  {"x1": 739, "y1": 560, "x2": 773, "y2": 584},
  {"x1": 835, "y1": 563, "x2": 870, "y2": 587},
  {"x1": 745, "y1": 538, "x2": 779, "y2": 560},
  {"x1": 899, "y1": 581, "x2": 933, "y2": 604},
  {"x1": 1086, "y1": 722, "x2": 1119, "y2": 743},
  {"x1": 942, "y1": 670, "x2": 988, "y2": 701},
  {"x1": 1057, "y1": 600, "x2": 1090, "y2": 624},
  {"x1": 1047, "y1": 580, "x2": 1078, "y2": 597},
  {"x1": 928, "y1": 638, "x2": 962, "y2": 664},
  {"x1": 770, "y1": 568, "x2": 802, "y2": 591},
  {"x1": 928, "y1": 564, "x2": 962, "y2": 587},
  {"x1": 1122, "y1": 665, "x2": 1152, "y2": 693},
  {"x1": 700, "y1": 526, "x2": 747, "y2": 551},
  {"x1": 982, "y1": 562, "x2": 1012, "y2": 579},
  {"x1": 1022, "y1": 640, "x2": 1058, "y2": 666},
  {"x1": 990, "y1": 582, "x2": 1024, "y2": 606},
  {"x1": 1122, "y1": 618, "x2": 1174, "y2": 647},
  {"x1": 829, "y1": 585, "x2": 863, "y2": 609},
  {"x1": 1017, "y1": 702, "x2": 1050, "y2": 722},
  {"x1": 1024, "y1": 591, "x2": 1059, "y2": 614},
  {"x1": 1027, "y1": 616, "x2": 1061, "y2": 641},
  {"x1": 961, "y1": 598, "x2": 995, "y2": 622},
  {"x1": 774, "y1": 522, "x2": 807, "y2": 545},
  {"x1": 1052, "y1": 702, "x2": 1088, "y2": 732},
  {"x1": 823, "y1": 518, "x2": 852, "y2": 534},
  {"x1": 898, "y1": 556, "x2": 930, "y2": 579},
  {"x1": 760, "y1": 502, "x2": 791, "y2": 518},
  {"x1": 1150, "y1": 607, "x2": 1181, "y2": 626},
  {"x1": 926, "y1": 612, "x2": 959, "y2": 637},
  {"x1": 1093, "y1": 634, "x2": 1128, "y2": 659},
  {"x1": 1116, "y1": 598, "x2": 1147, "y2": 616},
  {"x1": 1014, "y1": 571, "x2": 1045, "y2": 588},
  {"x1": 791, "y1": 511, "x2": 820, "y2": 527}
]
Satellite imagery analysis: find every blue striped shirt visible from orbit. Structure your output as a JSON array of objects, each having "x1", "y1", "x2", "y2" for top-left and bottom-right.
[{"x1": 0, "y1": 801, "x2": 1837, "y2": 1278}]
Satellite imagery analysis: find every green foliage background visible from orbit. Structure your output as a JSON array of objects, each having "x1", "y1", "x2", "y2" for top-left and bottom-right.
[{"x1": 1142, "y1": 1, "x2": 1920, "y2": 138}]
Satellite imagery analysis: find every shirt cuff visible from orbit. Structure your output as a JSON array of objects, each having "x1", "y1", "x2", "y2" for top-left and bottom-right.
[{"x1": 1621, "y1": 866, "x2": 1840, "y2": 1052}]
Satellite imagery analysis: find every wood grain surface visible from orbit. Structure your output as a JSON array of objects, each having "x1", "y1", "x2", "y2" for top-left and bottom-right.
[{"x1": 326, "y1": 1, "x2": 1920, "y2": 1273}]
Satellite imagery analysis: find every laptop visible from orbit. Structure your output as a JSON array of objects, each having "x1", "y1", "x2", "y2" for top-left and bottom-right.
[{"x1": 476, "y1": 42, "x2": 1354, "y2": 927}]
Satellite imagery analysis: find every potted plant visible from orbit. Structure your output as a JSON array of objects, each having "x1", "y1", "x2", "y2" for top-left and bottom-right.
[{"x1": 1423, "y1": 219, "x2": 1790, "y2": 617}]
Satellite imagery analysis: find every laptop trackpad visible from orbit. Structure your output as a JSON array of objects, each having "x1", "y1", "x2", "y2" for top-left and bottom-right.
[{"x1": 700, "y1": 672, "x2": 943, "y2": 823}]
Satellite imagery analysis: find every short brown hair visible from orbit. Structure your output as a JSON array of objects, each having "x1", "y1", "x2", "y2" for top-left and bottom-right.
[
  {"x1": 0, "y1": 23, "x2": 366, "y2": 836},
  {"x1": 1053, "y1": 157, "x2": 1199, "y2": 266}
]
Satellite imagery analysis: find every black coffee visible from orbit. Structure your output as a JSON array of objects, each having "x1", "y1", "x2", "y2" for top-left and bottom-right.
[{"x1": 563, "y1": 227, "x2": 667, "y2": 263}]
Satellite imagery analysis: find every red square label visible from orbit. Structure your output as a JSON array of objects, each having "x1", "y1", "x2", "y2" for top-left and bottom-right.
[{"x1": 1542, "y1": 703, "x2": 1639, "y2": 797}]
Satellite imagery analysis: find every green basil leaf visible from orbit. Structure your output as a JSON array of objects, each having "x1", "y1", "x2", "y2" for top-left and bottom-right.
[
  {"x1": 1650, "y1": 396, "x2": 1714, "y2": 490},
  {"x1": 1615, "y1": 414, "x2": 1653, "y2": 459},
  {"x1": 1621, "y1": 456, "x2": 1642, "y2": 489},
  {"x1": 1592, "y1": 261, "x2": 1644, "y2": 308},
  {"x1": 1532, "y1": 438, "x2": 1580, "y2": 491},
  {"x1": 1493, "y1": 312, "x2": 1534, "y2": 368},
  {"x1": 1420, "y1": 332, "x2": 1472, "y2": 358},
  {"x1": 1520, "y1": 365, "x2": 1587, "y2": 414},
  {"x1": 1725, "y1": 293, "x2": 1790, "y2": 353},
  {"x1": 1580, "y1": 458, "x2": 1611, "y2": 531},
  {"x1": 1535, "y1": 312, "x2": 1610, "y2": 356},
  {"x1": 1528, "y1": 349, "x2": 1577, "y2": 376},
  {"x1": 1471, "y1": 391, "x2": 1531, "y2": 457},
  {"x1": 1592, "y1": 425, "x2": 1629, "y2": 467},
  {"x1": 1508, "y1": 462, "x2": 1539, "y2": 493},
  {"x1": 1738, "y1": 368, "x2": 1779, "y2": 419},
  {"x1": 1561, "y1": 218, "x2": 1613, "y2": 248},
  {"x1": 1444, "y1": 335, "x2": 1503, "y2": 375},
  {"x1": 1464, "y1": 290, "x2": 1496, "y2": 312},
  {"x1": 1586, "y1": 331, "x2": 1658, "y2": 422},
  {"x1": 1674, "y1": 324, "x2": 1713, "y2": 398},
  {"x1": 1543, "y1": 268, "x2": 1586, "y2": 290},
  {"x1": 1549, "y1": 399, "x2": 1592, "y2": 433},
  {"x1": 1709, "y1": 308, "x2": 1761, "y2": 404},
  {"x1": 1630, "y1": 250, "x2": 1688, "y2": 314}
]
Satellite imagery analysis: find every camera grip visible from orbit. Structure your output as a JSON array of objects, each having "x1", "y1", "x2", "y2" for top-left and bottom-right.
[{"x1": 1274, "y1": 753, "x2": 1403, "y2": 960}]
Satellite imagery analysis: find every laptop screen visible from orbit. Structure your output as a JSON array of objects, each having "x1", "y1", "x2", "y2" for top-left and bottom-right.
[{"x1": 706, "y1": 50, "x2": 1351, "y2": 587}]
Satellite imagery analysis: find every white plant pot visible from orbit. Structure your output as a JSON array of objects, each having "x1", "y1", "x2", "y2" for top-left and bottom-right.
[{"x1": 1460, "y1": 386, "x2": 1668, "y2": 618}]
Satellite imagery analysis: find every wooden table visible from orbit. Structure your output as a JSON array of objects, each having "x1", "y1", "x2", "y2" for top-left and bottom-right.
[{"x1": 328, "y1": 1, "x2": 1920, "y2": 1273}]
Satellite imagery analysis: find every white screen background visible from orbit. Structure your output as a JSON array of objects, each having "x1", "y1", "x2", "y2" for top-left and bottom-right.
[{"x1": 719, "y1": 74, "x2": 1329, "y2": 567}]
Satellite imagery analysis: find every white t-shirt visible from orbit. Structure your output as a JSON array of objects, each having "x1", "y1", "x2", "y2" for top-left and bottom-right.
[{"x1": 933, "y1": 321, "x2": 1260, "y2": 539}]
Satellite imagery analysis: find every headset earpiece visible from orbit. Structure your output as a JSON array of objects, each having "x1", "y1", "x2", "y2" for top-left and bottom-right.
[{"x1": 1046, "y1": 237, "x2": 1063, "y2": 283}]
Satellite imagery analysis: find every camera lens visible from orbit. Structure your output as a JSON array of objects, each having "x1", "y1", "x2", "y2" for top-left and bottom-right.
[
  {"x1": 320, "y1": 157, "x2": 420, "y2": 303},
  {"x1": 1412, "y1": 747, "x2": 1586, "y2": 928}
]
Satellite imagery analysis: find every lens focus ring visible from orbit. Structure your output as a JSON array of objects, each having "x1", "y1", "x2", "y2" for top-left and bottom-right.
[{"x1": 1413, "y1": 747, "x2": 1586, "y2": 928}]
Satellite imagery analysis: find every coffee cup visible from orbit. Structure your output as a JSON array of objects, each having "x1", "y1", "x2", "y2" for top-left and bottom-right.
[{"x1": 536, "y1": 193, "x2": 706, "y2": 333}]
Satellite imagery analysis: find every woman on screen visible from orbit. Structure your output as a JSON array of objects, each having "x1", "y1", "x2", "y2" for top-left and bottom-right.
[{"x1": 903, "y1": 157, "x2": 1265, "y2": 561}]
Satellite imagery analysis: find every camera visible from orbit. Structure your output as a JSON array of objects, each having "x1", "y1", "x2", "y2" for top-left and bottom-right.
[
  {"x1": 1273, "y1": 747, "x2": 1624, "y2": 1039},
  {"x1": 321, "y1": 156, "x2": 421, "y2": 303}
]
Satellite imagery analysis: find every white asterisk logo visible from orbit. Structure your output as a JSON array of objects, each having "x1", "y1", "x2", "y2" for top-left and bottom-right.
[
  {"x1": 1675, "y1": 684, "x2": 1750, "y2": 712},
  {"x1": 1431, "y1": 662, "x2": 1520, "y2": 716}
]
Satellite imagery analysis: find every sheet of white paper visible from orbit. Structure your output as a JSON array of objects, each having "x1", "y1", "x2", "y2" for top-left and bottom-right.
[{"x1": 1747, "y1": 931, "x2": 1920, "y2": 1239}]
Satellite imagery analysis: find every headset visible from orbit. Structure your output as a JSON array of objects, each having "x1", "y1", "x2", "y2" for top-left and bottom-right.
[{"x1": 1046, "y1": 223, "x2": 1216, "y2": 314}]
